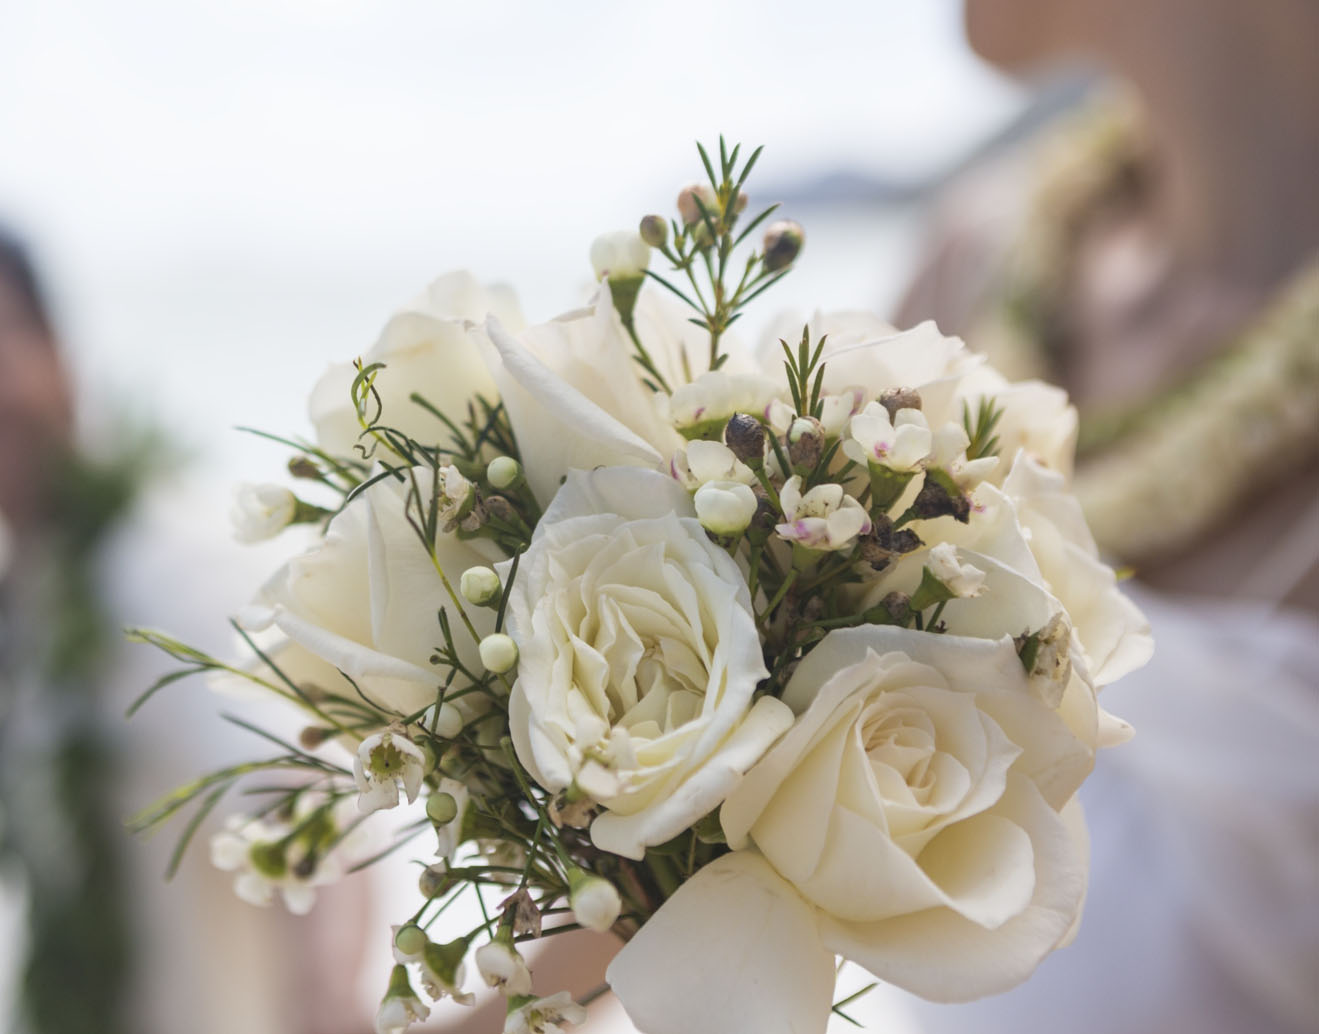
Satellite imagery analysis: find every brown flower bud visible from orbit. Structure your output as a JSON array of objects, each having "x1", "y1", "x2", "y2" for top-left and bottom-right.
[
  {"x1": 787, "y1": 416, "x2": 825, "y2": 470},
  {"x1": 762, "y1": 219, "x2": 804, "y2": 272},
  {"x1": 639, "y1": 214, "x2": 668, "y2": 248},
  {"x1": 288, "y1": 456, "x2": 321, "y2": 480},
  {"x1": 879, "y1": 387, "x2": 922, "y2": 421},
  {"x1": 500, "y1": 888, "x2": 543, "y2": 939},
  {"x1": 912, "y1": 474, "x2": 971, "y2": 523},
  {"x1": 723, "y1": 412, "x2": 766, "y2": 466}
]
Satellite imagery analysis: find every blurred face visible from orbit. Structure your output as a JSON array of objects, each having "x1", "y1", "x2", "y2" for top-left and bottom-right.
[{"x1": 0, "y1": 273, "x2": 71, "y2": 531}]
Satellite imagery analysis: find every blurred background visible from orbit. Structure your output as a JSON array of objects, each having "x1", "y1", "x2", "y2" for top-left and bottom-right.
[{"x1": 1, "y1": 1, "x2": 1315, "y2": 1033}]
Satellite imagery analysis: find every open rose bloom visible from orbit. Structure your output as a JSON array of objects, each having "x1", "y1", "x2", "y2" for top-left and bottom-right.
[{"x1": 131, "y1": 146, "x2": 1151, "y2": 1034}]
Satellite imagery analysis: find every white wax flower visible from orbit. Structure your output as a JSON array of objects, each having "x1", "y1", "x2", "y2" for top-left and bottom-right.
[
  {"x1": 376, "y1": 966, "x2": 430, "y2": 1034},
  {"x1": 670, "y1": 440, "x2": 755, "y2": 490},
  {"x1": 236, "y1": 466, "x2": 498, "y2": 720},
  {"x1": 776, "y1": 476, "x2": 871, "y2": 552},
  {"x1": 568, "y1": 871, "x2": 622, "y2": 932},
  {"x1": 475, "y1": 939, "x2": 533, "y2": 996},
  {"x1": 664, "y1": 370, "x2": 781, "y2": 434},
  {"x1": 843, "y1": 401, "x2": 932, "y2": 472},
  {"x1": 590, "y1": 230, "x2": 651, "y2": 281},
  {"x1": 926, "y1": 542, "x2": 987, "y2": 598},
  {"x1": 504, "y1": 992, "x2": 588, "y2": 1034},
  {"x1": 502, "y1": 467, "x2": 792, "y2": 859},
  {"x1": 419, "y1": 938, "x2": 475, "y2": 1006},
  {"x1": 693, "y1": 481, "x2": 758, "y2": 536},
  {"x1": 930, "y1": 422, "x2": 998, "y2": 489},
  {"x1": 209, "y1": 806, "x2": 354, "y2": 915},
  {"x1": 310, "y1": 272, "x2": 522, "y2": 460},
  {"x1": 230, "y1": 483, "x2": 297, "y2": 543},
  {"x1": 353, "y1": 730, "x2": 426, "y2": 814},
  {"x1": 818, "y1": 387, "x2": 866, "y2": 437}
]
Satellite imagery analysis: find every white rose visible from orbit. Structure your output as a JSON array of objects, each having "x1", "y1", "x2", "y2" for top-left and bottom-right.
[
  {"x1": 230, "y1": 483, "x2": 298, "y2": 543},
  {"x1": 237, "y1": 466, "x2": 498, "y2": 719},
  {"x1": 310, "y1": 272, "x2": 522, "y2": 460},
  {"x1": 610, "y1": 625, "x2": 1094, "y2": 1034},
  {"x1": 503, "y1": 467, "x2": 792, "y2": 859}
]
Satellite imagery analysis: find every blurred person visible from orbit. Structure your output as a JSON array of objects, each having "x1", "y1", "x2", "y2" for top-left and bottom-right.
[
  {"x1": 0, "y1": 226, "x2": 373, "y2": 1034},
  {"x1": 883, "y1": 2, "x2": 1319, "y2": 1033}
]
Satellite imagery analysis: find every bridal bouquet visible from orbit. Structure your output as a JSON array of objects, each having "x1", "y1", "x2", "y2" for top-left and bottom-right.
[{"x1": 130, "y1": 141, "x2": 1151, "y2": 1034}]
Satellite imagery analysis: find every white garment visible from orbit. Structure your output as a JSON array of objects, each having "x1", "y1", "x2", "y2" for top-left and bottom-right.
[{"x1": 875, "y1": 587, "x2": 1319, "y2": 1034}]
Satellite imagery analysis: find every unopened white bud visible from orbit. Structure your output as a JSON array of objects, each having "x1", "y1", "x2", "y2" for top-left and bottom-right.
[
  {"x1": 230, "y1": 483, "x2": 297, "y2": 543},
  {"x1": 693, "y1": 481, "x2": 758, "y2": 536},
  {"x1": 486, "y1": 456, "x2": 523, "y2": 491},
  {"x1": 461, "y1": 566, "x2": 503, "y2": 607},
  {"x1": 590, "y1": 230, "x2": 651, "y2": 282},
  {"x1": 568, "y1": 870, "x2": 621, "y2": 932},
  {"x1": 479, "y1": 634, "x2": 519, "y2": 674}
]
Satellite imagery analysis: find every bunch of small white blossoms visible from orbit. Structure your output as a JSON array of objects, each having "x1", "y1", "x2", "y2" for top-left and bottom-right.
[{"x1": 128, "y1": 139, "x2": 1152, "y2": 1034}]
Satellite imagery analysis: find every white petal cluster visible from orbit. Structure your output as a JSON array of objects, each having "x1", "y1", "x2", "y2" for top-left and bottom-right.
[
  {"x1": 209, "y1": 805, "x2": 353, "y2": 915},
  {"x1": 670, "y1": 440, "x2": 755, "y2": 490},
  {"x1": 775, "y1": 476, "x2": 871, "y2": 552},
  {"x1": 353, "y1": 730, "x2": 426, "y2": 814}
]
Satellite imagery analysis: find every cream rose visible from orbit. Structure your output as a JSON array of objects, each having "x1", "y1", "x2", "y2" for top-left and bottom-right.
[
  {"x1": 238, "y1": 466, "x2": 499, "y2": 721},
  {"x1": 311, "y1": 272, "x2": 522, "y2": 460},
  {"x1": 611, "y1": 625, "x2": 1093, "y2": 1034},
  {"x1": 503, "y1": 467, "x2": 792, "y2": 859}
]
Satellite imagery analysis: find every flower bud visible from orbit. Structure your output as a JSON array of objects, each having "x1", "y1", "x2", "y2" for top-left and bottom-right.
[
  {"x1": 298, "y1": 725, "x2": 331, "y2": 749},
  {"x1": 733, "y1": 190, "x2": 749, "y2": 214},
  {"x1": 394, "y1": 923, "x2": 429, "y2": 961},
  {"x1": 479, "y1": 633, "x2": 519, "y2": 674},
  {"x1": 694, "y1": 481, "x2": 758, "y2": 536},
  {"x1": 419, "y1": 862, "x2": 451, "y2": 899},
  {"x1": 568, "y1": 869, "x2": 622, "y2": 933},
  {"x1": 230, "y1": 483, "x2": 297, "y2": 543},
  {"x1": 426, "y1": 791, "x2": 459, "y2": 826},
  {"x1": 787, "y1": 416, "x2": 825, "y2": 470},
  {"x1": 723, "y1": 413, "x2": 766, "y2": 467},
  {"x1": 486, "y1": 456, "x2": 523, "y2": 491},
  {"x1": 762, "y1": 219, "x2": 804, "y2": 272},
  {"x1": 287, "y1": 456, "x2": 321, "y2": 480},
  {"x1": 377, "y1": 964, "x2": 429, "y2": 1034},
  {"x1": 677, "y1": 183, "x2": 717, "y2": 225},
  {"x1": 879, "y1": 387, "x2": 922, "y2": 420},
  {"x1": 461, "y1": 566, "x2": 503, "y2": 607},
  {"x1": 639, "y1": 214, "x2": 668, "y2": 248},
  {"x1": 590, "y1": 230, "x2": 651, "y2": 282}
]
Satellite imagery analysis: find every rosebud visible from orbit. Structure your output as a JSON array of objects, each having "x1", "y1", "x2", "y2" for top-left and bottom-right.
[
  {"x1": 677, "y1": 183, "x2": 717, "y2": 225},
  {"x1": 723, "y1": 412, "x2": 767, "y2": 467},
  {"x1": 567, "y1": 869, "x2": 622, "y2": 932},
  {"x1": 479, "y1": 633, "x2": 519, "y2": 674},
  {"x1": 639, "y1": 214, "x2": 668, "y2": 248},
  {"x1": 762, "y1": 219, "x2": 804, "y2": 272},
  {"x1": 460, "y1": 566, "x2": 503, "y2": 607},
  {"x1": 486, "y1": 456, "x2": 523, "y2": 491}
]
